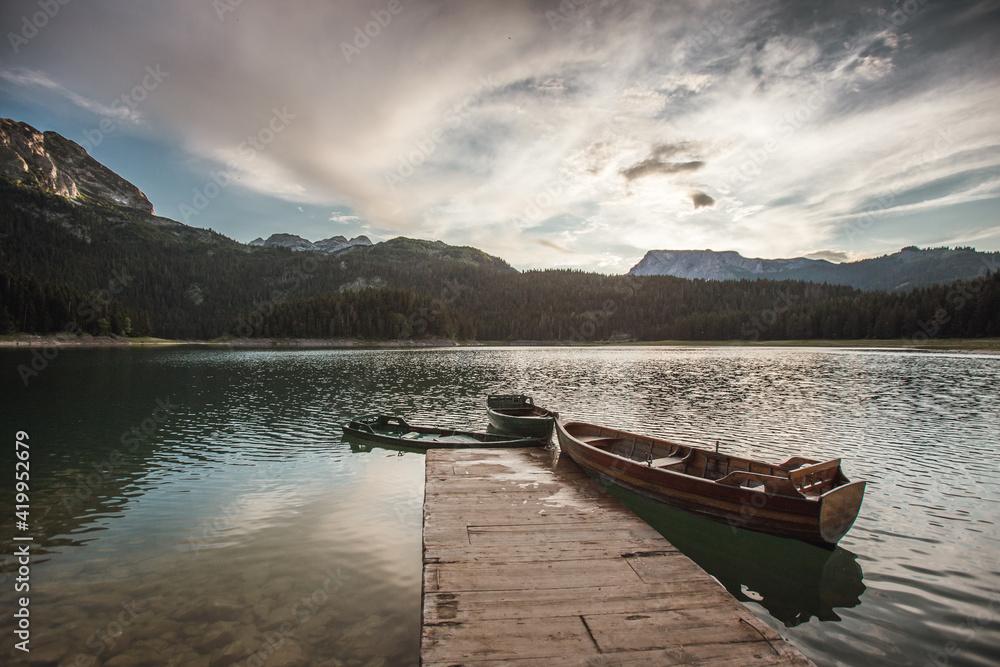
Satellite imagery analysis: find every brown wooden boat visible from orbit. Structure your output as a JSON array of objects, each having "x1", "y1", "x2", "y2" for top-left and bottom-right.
[{"x1": 555, "y1": 418, "x2": 865, "y2": 546}]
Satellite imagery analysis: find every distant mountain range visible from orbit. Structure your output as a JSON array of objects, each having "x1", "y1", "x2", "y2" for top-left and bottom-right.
[
  {"x1": 629, "y1": 247, "x2": 1000, "y2": 291},
  {"x1": 249, "y1": 233, "x2": 372, "y2": 254}
]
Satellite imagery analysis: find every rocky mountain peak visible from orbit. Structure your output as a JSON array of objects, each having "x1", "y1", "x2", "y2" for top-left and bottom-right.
[
  {"x1": 0, "y1": 118, "x2": 154, "y2": 214},
  {"x1": 628, "y1": 247, "x2": 1000, "y2": 291}
]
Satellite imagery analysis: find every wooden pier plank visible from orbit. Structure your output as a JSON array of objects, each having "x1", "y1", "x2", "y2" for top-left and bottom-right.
[{"x1": 421, "y1": 447, "x2": 815, "y2": 666}]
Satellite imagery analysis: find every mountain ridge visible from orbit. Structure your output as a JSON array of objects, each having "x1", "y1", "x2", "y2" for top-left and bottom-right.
[
  {"x1": 630, "y1": 247, "x2": 1000, "y2": 291},
  {"x1": 249, "y1": 233, "x2": 373, "y2": 254},
  {"x1": 0, "y1": 118, "x2": 154, "y2": 214}
]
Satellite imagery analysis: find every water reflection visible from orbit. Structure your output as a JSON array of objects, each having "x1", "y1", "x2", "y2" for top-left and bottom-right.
[
  {"x1": 2, "y1": 346, "x2": 999, "y2": 667},
  {"x1": 344, "y1": 433, "x2": 420, "y2": 456},
  {"x1": 603, "y1": 482, "x2": 865, "y2": 627}
]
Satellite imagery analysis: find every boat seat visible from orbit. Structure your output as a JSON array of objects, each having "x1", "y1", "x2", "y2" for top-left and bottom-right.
[
  {"x1": 401, "y1": 432, "x2": 421, "y2": 440},
  {"x1": 790, "y1": 459, "x2": 841, "y2": 495},
  {"x1": 580, "y1": 437, "x2": 618, "y2": 450},
  {"x1": 649, "y1": 456, "x2": 685, "y2": 468},
  {"x1": 433, "y1": 434, "x2": 480, "y2": 444},
  {"x1": 716, "y1": 471, "x2": 803, "y2": 496}
]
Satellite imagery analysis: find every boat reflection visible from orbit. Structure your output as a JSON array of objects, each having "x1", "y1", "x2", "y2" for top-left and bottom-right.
[
  {"x1": 343, "y1": 433, "x2": 421, "y2": 455},
  {"x1": 603, "y1": 483, "x2": 865, "y2": 627}
]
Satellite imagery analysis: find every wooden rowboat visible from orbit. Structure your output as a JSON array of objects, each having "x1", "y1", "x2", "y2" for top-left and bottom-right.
[
  {"x1": 486, "y1": 394, "x2": 555, "y2": 441},
  {"x1": 342, "y1": 414, "x2": 540, "y2": 449},
  {"x1": 555, "y1": 419, "x2": 865, "y2": 546}
]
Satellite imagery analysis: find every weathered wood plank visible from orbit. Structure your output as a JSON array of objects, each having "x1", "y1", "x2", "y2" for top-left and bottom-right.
[
  {"x1": 423, "y1": 584, "x2": 734, "y2": 623},
  {"x1": 425, "y1": 543, "x2": 682, "y2": 565},
  {"x1": 421, "y1": 448, "x2": 815, "y2": 666},
  {"x1": 423, "y1": 640, "x2": 815, "y2": 667},
  {"x1": 434, "y1": 557, "x2": 643, "y2": 592},
  {"x1": 422, "y1": 615, "x2": 597, "y2": 663}
]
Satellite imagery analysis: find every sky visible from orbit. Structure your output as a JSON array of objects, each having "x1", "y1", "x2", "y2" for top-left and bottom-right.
[{"x1": 1, "y1": 0, "x2": 999, "y2": 273}]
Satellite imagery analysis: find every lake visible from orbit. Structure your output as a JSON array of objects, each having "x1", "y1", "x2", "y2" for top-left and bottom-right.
[{"x1": 1, "y1": 346, "x2": 999, "y2": 667}]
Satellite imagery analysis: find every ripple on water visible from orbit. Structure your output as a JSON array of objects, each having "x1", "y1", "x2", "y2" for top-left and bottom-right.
[{"x1": 1, "y1": 346, "x2": 998, "y2": 667}]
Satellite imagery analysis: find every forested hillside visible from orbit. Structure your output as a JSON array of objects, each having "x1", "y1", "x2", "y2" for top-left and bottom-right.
[
  {"x1": 243, "y1": 270, "x2": 1000, "y2": 342},
  {"x1": 2, "y1": 176, "x2": 998, "y2": 343},
  {"x1": 0, "y1": 178, "x2": 512, "y2": 339}
]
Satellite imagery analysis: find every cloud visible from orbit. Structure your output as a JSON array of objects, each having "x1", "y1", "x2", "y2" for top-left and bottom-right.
[
  {"x1": 0, "y1": 67, "x2": 136, "y2": 122},
  {"x1": 691, "y1": 191, "x2": 715, "y2": 209},
  {"x1": 804, "y1": 250, "x2": 850, "y2": 263},
  {"x1": 535, "y1": 238, "x2": 575, "y2": 254},
  {"x1": 2, "y1": 0, "x2": 998, "y2": 270},
  {"x1": 620, "y1": 143, "x2": 706, "y2": 182}
]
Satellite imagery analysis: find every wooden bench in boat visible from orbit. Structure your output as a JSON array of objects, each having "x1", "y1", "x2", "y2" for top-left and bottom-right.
[
  {"x1": 577, "y1": 435, "x2": 690, "y2": 469},
  {"x1": 648, "y1": 456, "x2": 687, "y2": 468},
  {"x1": 400, "y1": 432, "x2": 482, "y2": 444},
  {"x1": 789, "y1": 459, "x2": 842, "y2": 495},
  {"x1": 715, "y1": 471, "x2": 803, "y2": 496}
]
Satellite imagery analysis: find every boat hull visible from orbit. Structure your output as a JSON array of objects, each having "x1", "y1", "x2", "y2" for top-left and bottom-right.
[
  {"x1": 486, "y1": 395, "x2": 555, "y2": 441},
  {"x1": 555, "y1": 419, "x2": 864, "y2": 546},
  {"x1": 343, "y1": 414, "x2": 540, "y2": 450}
]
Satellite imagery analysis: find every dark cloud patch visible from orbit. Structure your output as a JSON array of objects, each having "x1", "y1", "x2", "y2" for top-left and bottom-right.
[
  {"x1": 535, "y1": 238, "x2": 574, "y2": 253},
  {"x1": 804, "y1": 250, "x2": 850, "y2": 263},
  {"x1": 621, "y1": 159, "x2": 704, "y2": 181},
  {"x1": 621, "y1": 143, "x2": 704, "y2": 182},
  {"x1": 691, "y1": 191, "x2": 715, "y2": 209}
]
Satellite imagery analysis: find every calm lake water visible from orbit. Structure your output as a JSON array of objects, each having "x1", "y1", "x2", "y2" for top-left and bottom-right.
[{"x1": 1, "y1": 346, "x2": 999, "y2": 667}]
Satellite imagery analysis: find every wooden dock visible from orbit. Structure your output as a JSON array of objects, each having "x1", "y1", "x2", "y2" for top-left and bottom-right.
[{"x1": 421, "y1": 447, "x2": 815, "y2": 666}]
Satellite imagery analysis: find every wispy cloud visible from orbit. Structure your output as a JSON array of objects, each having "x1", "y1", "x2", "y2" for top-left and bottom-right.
[
  {"x1": 1, "y1": 0, "x2": 997, "y2": 271},
  {"x1": 0, "y1": 67, "x2": 136, "y2": 122},
  {"x1": 329, "y1": 213, "x2": 360, "y2": 224}
]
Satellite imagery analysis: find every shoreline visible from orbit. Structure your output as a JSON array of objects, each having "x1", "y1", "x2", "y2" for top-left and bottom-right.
[
  {"x1": 3, "y1": 333, "x2": 1000, "y2": 353},
  {"x1": 0, "y1": 334, "x2": 469, "y2": 349}
]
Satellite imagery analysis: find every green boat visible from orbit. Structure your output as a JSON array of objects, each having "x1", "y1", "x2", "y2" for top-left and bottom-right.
[
  {"x1": 341, "y1": 414, "x2": 540, "y2": 449},
  {"x1": 486, "y1": 394, "x2": 556, "y2": 441}
]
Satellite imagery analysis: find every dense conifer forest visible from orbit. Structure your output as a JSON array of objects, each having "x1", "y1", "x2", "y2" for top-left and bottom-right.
[{"x1": 2, "y1": 178, "x2": 998, "y2": 343}]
